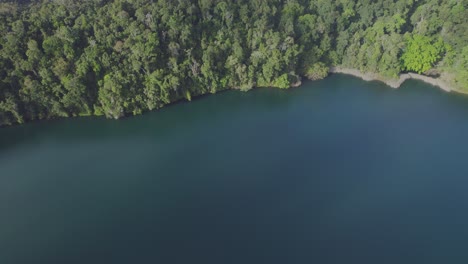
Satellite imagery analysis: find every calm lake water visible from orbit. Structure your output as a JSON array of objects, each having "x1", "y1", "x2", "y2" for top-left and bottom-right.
[{"x1": 1, "y1": 74, "x2": 468, "y2": 264}]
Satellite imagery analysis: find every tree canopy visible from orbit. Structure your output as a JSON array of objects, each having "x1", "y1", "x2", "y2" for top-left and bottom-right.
[
  {"x1": 401, "y1": 35, "x2": 446, "y2": 74},
  {"x1": 0, "y1": 0, "x2": 467, "y2": 126}
]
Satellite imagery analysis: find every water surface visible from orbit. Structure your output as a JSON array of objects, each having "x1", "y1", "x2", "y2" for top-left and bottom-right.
[{"x1": 1, "y1": 74, "x2": 468, "y2": 264}]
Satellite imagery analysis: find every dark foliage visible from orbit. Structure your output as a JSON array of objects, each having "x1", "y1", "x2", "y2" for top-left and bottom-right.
[{"x1": 0, "y1": 0, "x2": 467, "y2": 125}]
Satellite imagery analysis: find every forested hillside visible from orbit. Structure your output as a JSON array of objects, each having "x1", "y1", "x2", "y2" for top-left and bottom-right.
[{"x1": 1, "y1": 0, "x2": 467, "y2": 126}]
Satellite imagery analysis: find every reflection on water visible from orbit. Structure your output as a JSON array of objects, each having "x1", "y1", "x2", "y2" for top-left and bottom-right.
[{"x1": 1, "y1": 74, "x2": 468, "y2": 264}]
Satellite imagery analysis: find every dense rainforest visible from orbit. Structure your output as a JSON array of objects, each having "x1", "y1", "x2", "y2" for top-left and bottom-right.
[{"x1": 0, "y1": 0, "x2": 467, "y2": 126}]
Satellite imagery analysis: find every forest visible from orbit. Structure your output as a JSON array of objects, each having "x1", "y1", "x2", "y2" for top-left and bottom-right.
[{"x1": 0, "y1": 0, "x2": 467, "y2": 126}]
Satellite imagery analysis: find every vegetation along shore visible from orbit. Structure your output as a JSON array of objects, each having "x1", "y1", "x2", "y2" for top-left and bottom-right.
[{"x1": 0, "y1": 0, "x2": 467, "y2": 126}]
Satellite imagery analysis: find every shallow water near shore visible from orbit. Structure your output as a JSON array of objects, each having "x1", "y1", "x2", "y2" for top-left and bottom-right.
[{"x1": 1, "y1": 74, "x2": 468, "y2": 264}]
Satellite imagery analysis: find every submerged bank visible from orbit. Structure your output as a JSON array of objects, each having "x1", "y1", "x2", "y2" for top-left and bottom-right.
[{"x1": 329, "y1": 67, "x2": 456, "y2": 93}]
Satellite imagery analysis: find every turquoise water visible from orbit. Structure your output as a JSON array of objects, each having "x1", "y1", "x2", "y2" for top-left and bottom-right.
[{"x1": 1, "y1": 74, "x2": 468, "y2": 263}]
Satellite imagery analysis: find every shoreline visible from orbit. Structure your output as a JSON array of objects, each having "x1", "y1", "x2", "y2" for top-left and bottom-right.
[
  {"x1": 329, "y1": 67, "x2": 454, "y2": 93},
  {"x1": 0, "y1": 70, "x2": 464, "y2": 128}
]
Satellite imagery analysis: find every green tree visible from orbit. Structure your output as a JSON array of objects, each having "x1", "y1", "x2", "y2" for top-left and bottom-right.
[
  {"x1": 97, "y1": 73, "x2": 126, "y2": 119},
  {"x1": 401, "y1": 35, "x2": 446, "y2": 74}
]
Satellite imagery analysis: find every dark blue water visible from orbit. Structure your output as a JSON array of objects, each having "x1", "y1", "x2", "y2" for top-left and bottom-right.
[{"x1": 1, "y1": 74, "x2": 468, "y2": 264}]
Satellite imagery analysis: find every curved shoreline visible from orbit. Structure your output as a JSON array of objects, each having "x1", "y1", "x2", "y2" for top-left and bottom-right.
[{"x1": 329, "y1": 67, "x2": 454, "y2": 93}]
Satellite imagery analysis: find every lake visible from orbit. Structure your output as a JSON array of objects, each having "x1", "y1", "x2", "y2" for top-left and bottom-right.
[{"x1": 1, "y1": 74, "x2": 468, "y2": 264}]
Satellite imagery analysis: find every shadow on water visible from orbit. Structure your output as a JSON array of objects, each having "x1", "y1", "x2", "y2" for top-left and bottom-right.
[
  {"x1": 3, "y1": 74, "x2": 468, "y2": 264},
  {"x1": 1, "y1": 75, "x2": 468, "y2": 153},
  {"x1": 0, "y1": 87, "x2": 298, "y2": 153}
]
